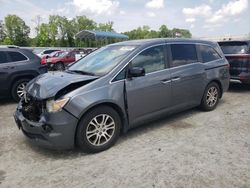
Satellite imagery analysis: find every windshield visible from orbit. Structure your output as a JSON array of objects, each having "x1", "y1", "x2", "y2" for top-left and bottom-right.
[
  {"x1": 219, "y1": 42, "x2": 249, "y2": 54},
  {"x1": 68, "y1": 45, "x2": 137, "y2": 76},
  {"x1": 50, "y1": 51, "x2": 62, "y2": 57}
]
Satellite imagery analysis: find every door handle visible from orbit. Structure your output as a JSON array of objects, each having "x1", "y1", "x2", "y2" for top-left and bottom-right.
[
  {"x1": 161, "y1": 79, "x2": 171, "y2": 84},
  {"x1": 171, "y1": 77, "x2": 181, "y2": 82},
  {"x1": 3, "y1": 66, "x2": 15, "y2": 69}
]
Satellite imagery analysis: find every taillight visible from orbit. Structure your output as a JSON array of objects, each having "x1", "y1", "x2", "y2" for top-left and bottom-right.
[
  {"x1": 239, "y1": 75, "x2": 247, "y2": 80},
  {"x1": 40, "y1": 58, "x2": 46, "y2": 65},
  {"x1": 226, "y1": 55, "x2": 250, "y2": 60}
]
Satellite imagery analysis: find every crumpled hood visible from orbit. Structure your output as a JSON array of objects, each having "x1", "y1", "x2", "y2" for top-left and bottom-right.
[{"x1": 26, "y1": 72, "x2": 98, "y2": 99}]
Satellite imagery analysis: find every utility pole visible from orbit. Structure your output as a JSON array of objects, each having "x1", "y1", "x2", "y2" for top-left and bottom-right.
[{"x1": 31, "y1": 15, "x2": 42, "y2": 36}]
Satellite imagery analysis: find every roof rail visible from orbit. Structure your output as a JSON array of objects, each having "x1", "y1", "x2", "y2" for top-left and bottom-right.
[
  {"x1": 0, "y1": 45, "x2": 20, "y2": 48},
  {"x1": 199, "y1": 34, "x2": 250, "y2": 42}
]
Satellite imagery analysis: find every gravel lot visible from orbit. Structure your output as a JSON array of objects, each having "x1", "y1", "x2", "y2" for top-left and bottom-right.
[{"x1": 0, "y1": 84, "x2": 250, "y2": 188}]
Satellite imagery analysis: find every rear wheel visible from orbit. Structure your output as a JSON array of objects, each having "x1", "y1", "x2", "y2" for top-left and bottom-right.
[
  {"x1": 54, "y1": 62, "x2": 65, "y2": 71},
  {"x1": 11, "y1": 79, "x2": 30, "y2": 102},
  {"x1": 200, "y1": 82, "x2": 220, "y2": 111},
  {"x1": 76, "y1": 106, "x2": 121, "y2": 153}
]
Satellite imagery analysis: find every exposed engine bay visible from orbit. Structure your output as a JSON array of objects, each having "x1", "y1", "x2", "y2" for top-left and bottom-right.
[{"x1": 22, "y1": 77, "x2": 97, "y2": 122}]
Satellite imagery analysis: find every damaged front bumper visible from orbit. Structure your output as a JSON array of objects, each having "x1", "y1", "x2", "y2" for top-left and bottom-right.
[{"x1": 14, "y1": 101, "x2": 79, "y2": 150}]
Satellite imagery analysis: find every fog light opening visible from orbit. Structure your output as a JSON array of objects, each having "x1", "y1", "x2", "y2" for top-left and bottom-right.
[{"x1": 42, "y1": 124, "x2": 53, "y2": 133}]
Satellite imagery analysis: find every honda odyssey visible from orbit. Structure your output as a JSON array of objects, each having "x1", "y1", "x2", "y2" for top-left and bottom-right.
[{"x1": 14, "y1": 39, "x2": 230, "y2": 153}]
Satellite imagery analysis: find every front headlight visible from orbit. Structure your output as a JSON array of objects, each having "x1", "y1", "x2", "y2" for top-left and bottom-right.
[{"x1": 46, "y1": 98, "x2": 69, "y2": 113}]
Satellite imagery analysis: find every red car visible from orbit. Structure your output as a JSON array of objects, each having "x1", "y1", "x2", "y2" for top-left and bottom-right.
[
  {"x1": 40, "y1": 51, "x2": 65, "y2": 65},
  {"x1": 45, "y1": 51, "x2": 78, "y2": 71}
]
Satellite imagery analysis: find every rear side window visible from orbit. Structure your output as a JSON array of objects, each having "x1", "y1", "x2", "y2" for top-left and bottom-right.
[
  {"x1": 219, "y1": 42, "x2": 248, "y2": 54},
  {"x1": 69, "y1": 52, "x2": 76, "y2": 57},
  {"x1": 44, "y1": 50, "x2": 57, "y2": 54},
  {"x1": 171, "y1": 44, "x2": 198, "y2": 67},
  {"x1": 8, "y1": 51, "x2": 27, "y2": 62},
  {"x1": 0, "y1": 51, "x2": 9, "y2": 64},
  {"x1": 200, "y1": 45, "x2": 221, "y2": 63}
]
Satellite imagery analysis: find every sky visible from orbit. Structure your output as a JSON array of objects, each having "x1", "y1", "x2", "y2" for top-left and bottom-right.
[{"x1": 0, "y1": 0, "x2": 249, "y2": 38}]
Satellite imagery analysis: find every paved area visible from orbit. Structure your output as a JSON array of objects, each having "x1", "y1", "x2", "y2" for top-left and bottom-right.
[{"x1": 0, "y1": 84, "x2": 250, "y2": 188}]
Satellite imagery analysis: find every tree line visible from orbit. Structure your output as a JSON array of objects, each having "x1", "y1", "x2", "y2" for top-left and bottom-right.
[{"x1": 0, "y1": 14, "x2": 192, "y2": 47}]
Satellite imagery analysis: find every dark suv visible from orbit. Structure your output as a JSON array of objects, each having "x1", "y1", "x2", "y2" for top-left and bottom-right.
[
  {"x1": 0, "y1": 47, "x2": 47, "y2": 101},
  {"x1": 218, "y1": 40, "x2": 250, "y2": 84}
]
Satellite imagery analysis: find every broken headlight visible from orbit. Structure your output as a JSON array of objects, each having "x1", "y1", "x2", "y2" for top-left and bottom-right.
[{"x1": 46, "y1": 98, "x2": 69, "y2": 113}]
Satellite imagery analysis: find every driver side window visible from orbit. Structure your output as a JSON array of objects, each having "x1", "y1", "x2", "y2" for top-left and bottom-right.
[{"x1": 131, "y1": 45, "x2": 165, "y2": 74}]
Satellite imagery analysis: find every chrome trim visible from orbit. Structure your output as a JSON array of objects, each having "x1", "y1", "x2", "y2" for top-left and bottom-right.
[
  {"x1": 224, "y1": 54, "x2": 250, "y2": 56},
  {"x1": 230, "y1": 79, "x2": 242, "y2": 84},
  {"x1": 168, "y1": 42, "x2": 223, "y2": 59},
  {"x1": 168, "y1": 61, "x2": 202, "y2": 70},
  {"x1": 109, "y1": 41, "x2": 223, "y2": 84},
  {"x1": 161, "y1": 80, "x2": 171, "y2": 84},
  {"x1": 7, "y1": 51, "x2": 30, "y2": 63},
  {"x1": 172, "y1": 77, "x2": 181, "y2": 82}
]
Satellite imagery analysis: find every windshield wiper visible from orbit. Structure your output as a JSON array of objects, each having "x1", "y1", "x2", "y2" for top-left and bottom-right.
[{"x1": 67, "y1": 70, "x2": 96, "y2": 76}]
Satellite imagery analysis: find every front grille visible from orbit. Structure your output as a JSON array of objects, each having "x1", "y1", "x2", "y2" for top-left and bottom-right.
[{"x1": 22, "y1": 94, "x2": 46, "y2": 122}]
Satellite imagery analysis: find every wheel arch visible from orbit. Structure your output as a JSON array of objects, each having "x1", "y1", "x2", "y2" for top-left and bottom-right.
[
  {"x1": 208, "y1": 79, "x2": 223, "y2": 98},
  {"x1": 74, "y1": 101, "x2": 129, "y2": 145},
  {"x1": 10, "y1": 74, "x2": 36, "y2": 91}
]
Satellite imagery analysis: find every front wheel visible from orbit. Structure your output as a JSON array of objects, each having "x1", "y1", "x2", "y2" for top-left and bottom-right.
[
  {"x1": 76, "y1": 106, "x2": 121, "y2": 153},
  {"x1": 200, "y1": 82, "x2": 221, "y2": 111},
  {"x1": 54, "y1": 62, "x2": 65, "y2": 71},
  {"x1": 11, "y1": 79, "x2": 30, "y2": 102}
]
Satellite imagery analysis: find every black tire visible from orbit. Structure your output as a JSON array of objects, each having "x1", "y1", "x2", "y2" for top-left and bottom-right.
[
  {"x1": 54, "y1": 62, "x2": 65, "y2": 71},
  {"x1": 11, "y1": 78, "x2": 30, "y2": 102},
  {"x1": 76, "y1": 106, "x2": 121, "y2": 153},
  {"x1": 200, "y1": 82, "x2": 221, "y2": 111}
]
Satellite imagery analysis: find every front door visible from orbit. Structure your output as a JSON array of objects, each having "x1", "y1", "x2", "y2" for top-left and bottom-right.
[
  {"x1": 125, "y1": 45, "x2": 172, "y2": 125},
  {"x1": 0, "y1": 51, "x2": 17, "y2": 93}
]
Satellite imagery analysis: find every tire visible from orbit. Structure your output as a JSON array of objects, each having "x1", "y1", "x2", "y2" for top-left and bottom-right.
[
  {"x1": 76, "y1": 106, "x2": 121, "y2": 153},
  {"x1": 54, "y1": 62, "x2": 65, "y2": 71},
  {"x1": 200, "y1": 82, "x2": 221, "y2": 111},
  {"x1": 11, "y1": 78, "x2": 30, "y2": 102}
]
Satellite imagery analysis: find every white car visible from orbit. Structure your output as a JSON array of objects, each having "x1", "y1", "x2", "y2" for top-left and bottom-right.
[{"x1": 36, "y1": 49, "x2": 60, "y2": 57}]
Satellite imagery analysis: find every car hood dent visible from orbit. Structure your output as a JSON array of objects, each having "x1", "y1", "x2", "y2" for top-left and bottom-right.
[{"x1": 26, "y1": 72, "x2": 98, "y2": 99}]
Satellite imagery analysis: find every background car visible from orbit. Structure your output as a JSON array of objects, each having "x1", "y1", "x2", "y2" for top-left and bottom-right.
[
  {"x1": 0, "y1": 47, "x2": 47, "y2": 101},
  {"x1": 40, "y1": 50, "x2": 66, "y2": 65},
  {"x1": 36, "y1": 49, "x2": 60, "y2": 58},
  {"x1": 46, "y1": 49, "x2": 85, "y2": 71},
  {"x1": 218, "y1": 40, "x2": 250, "y2": 85}
]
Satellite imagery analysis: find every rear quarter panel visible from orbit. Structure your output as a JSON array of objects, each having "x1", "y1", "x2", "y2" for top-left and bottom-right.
[{"x1": 204, "y1": 59, "x2": 230, "y2": 94}]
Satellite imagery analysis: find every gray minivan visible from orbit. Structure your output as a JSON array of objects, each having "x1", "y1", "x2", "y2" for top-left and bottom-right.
[{"x1": 14, "y1": 39, "x2": 230, "y2": 153}]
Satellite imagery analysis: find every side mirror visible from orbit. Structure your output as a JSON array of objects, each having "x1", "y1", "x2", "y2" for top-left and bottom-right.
[{"x1": 128, "y1": 67, "x2": 145, "y2": 78}]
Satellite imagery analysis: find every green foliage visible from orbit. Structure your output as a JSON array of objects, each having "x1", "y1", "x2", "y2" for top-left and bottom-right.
[
  {"x1": 35, "y1": 23, "x2": 50, "y2": 47},
  {"x1": 172, "y1": 28, "x2": 192, "y2": 38},
  {"x1": 124, "y1": 24, "x2": 192, "y2": 39},
  {"x1": 4, "y1": 15, "x2": 30, "y2": 46},
  {"x1": 0, "y1": 15, "x2": 192, "y2": 47},
  {"x1": 0, "y1": 20, "x2": 6, "y2": 44}
]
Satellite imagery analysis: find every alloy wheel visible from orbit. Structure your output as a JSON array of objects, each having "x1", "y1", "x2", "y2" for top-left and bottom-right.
[
  {"x1": 86, "y1": 114, "x2": 116, "y2": 146},
  {"x1": 16, "y1": 82, "x2": 27, "y2": 98},
  {"x1": 206, "y1": 86, "x2": 218, "y2": 107}
]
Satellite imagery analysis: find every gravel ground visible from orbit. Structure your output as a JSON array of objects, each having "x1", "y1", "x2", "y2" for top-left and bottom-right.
[{"x1": 0, "y1": 84, "x2": 250, "y2": 188}]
